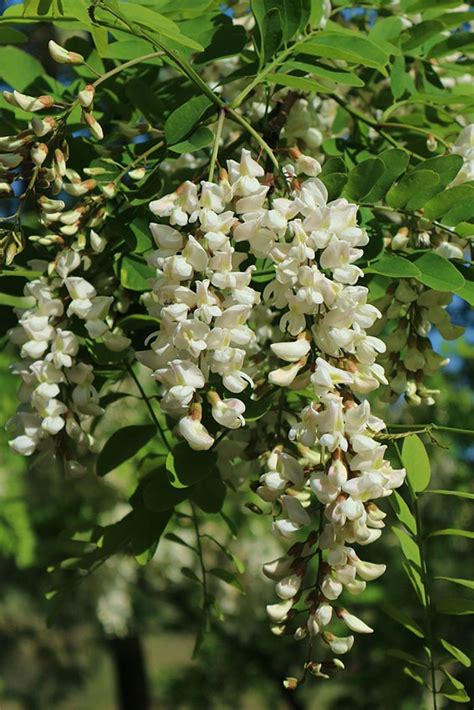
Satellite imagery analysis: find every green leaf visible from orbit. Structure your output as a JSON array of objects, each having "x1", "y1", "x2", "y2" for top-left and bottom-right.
[
  {"x1": 209, "y1": 567, "x2": 244, "y2": 593},
  {"x1": 384, "y1": 604, "x2": 424, "y2": 638},
  {"x1": 414, "y1": 252, "x2": 465, "y2": 293},
  {"x1": 144, "y1": 467, "x2": 190, "y2": 512},
  {"x1": 428, "y1": 31, "x2": 474, "y2": 60},
  {"x1": 363, "y1": 149, "x2": 410, "y2": 203},
  {"x1": 284, "y1": 60, "x2": 364, "y2": 86},
  {"x1": 390, "y1": 55, "x2": 410, "y2": 100},
  {"x1": 0, "y1": 28, "x2": 27, "y2": 44},
  {"x1": 302, "y1": 31, "x2": 389, "y2": 71},
  {"x1": 164, "y1": 94, "x2": 213, "y2": 145},
  {"x1": 190, "y1": 472, "x2": 226, "y2": 513},
  {"x1": 455, "y1": 265, "x2": 474, "y2": 307},
  {"x1": 424, "y1": 489, "x2": 474, "y2": 500},
  {"x1": 165, "y1": 532, "x2": 197, "y2": 553},
  {"x1": 97, "y1": 425, "x2": 157, "y2": 476},
  {"x1": 428, "y1": 528, "x2": 474, "y2": 539},
  {"x1": 168, "y1": 125, "x2": 214, "y2": 154},
  {"x1": 434, "y1": 576, "x2": 474, "y2": 591},
  {"x1": 171, "y1": 443, "x2": 218, "y2": 486},
  {"x1": 0, "y1": 46, "x2": 43, "y2": 91},
  {"x1": 266, "y1": 73, "x2": 328, "y2": 94},
  {"x1": 181, "y1": 566, "x2": 201, "y2": 584},
  {"x1": 440, "y1": 638, "x2": 472, "y2": 668},
  {"x1": 120, "y1": 254, "x2": 154, "y2": 292},
  {"x1": 403, "y1": 666, "x2": 425, "y2": 687},
  {"x1": 437, "y1": 597, "x2": 474, "y2": 615},
  {"x1": 401, "y1": 20, "x2": 445, "y2": 51},
  {"x1": 411, "y1": 154, "x2": 464, "y2": 191},
  {"x1": 344, "y1": 158, "x2": 385, "y2": 202},
  {"x1": 390, "y1": 491, "x2": 417, "y2": 534},
  {"x1": 402, "y1": 434, "x2": 431, "y2": 494},
  {"x1": 423, "y1": 185, "x2": 474, "y2": 223},
  {"x1": 392, "y1": 527, "x2": 422, "y2": 567},
  {"x1": 386, "y1": 170, "x2": 440, "y2": 209},
  {"x1": 365, "y1": 254, "x2": 421, "y2": 278},
  {"x1": 118, "y1": 3, "x2": 204, "y2": 51}
]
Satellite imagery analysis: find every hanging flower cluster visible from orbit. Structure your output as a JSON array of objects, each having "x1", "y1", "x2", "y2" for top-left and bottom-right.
[
  {"x1": 137, "y1": 150, "x2": 267, "y2": 449},
  {"x1": 371, "y1": 281, "x2": 464, "y2": 406},
  {"x1": 7, "y1": 246, "x2": 130, "y2": 469},
  {"x1": 231, "y1": 174, "x2": 407, "y2": 671}
]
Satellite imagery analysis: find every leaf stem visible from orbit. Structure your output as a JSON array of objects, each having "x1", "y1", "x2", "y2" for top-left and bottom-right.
[
  {"x1": 208, "y1": 109, "x2": 226, "y2": 182},
  {"x1": 125, "y1": 362, "x2": 171, "y2": 451},
  {"x1": 394, "y1": 442, "x2": 438, "y2": 708}
]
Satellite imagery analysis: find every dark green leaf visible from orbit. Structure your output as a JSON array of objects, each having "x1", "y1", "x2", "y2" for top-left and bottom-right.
[
  {"x1": 363, "y1": 149, "x2": 410, "y2": 203},
  {"x1": 169, "y1": 126, "x2": 214, "y2": 154},
  {"x1": 401, "y1": 20, "x2": 445, "y2": 51},
  {"x1": 209, "y1": 567, "x2": 244, "y2": 593},
  {"x1": 97, "y1": 425, "x2": 157, "y2": 476},
  {"x1": 434, "y1": 576, "x2": 474, "y2": 591},
  {"x1": 164, "y1": 95, "x2": 213, "y2": 145},
  {"x1": 428, "y1": 529, "x2": 474, "y2": 539},
  {"x1": 190, "y1": 473, "x2": 226, "y2": 513},
  {"x1": 437, "y1": 597, "x2": 474, "y2": 615},
  {"x1": 144, "y1": 467, "x2": 190, "y2": 511},
  {"x1": 344, "y1": 158, "x2": 385, "y2": 202},
  {"x1": 170, "y1": 443, "x2": 218, "y2": 486},
  {"x1": 424, "y1": 185, "x2": 474, "y2": 223},
  {"x1": 384, "y1": 604, "x2": 424, "y2": 638},
  {"x1": 424, "y1": 489, "x2": 474, "y2": 500},
  {"x1": 386, "y1": 170, "x2": 440, "y2": 209}
]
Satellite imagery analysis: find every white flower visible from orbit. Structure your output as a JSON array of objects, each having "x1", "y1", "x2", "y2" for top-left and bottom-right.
[
  {"x1": 178, "y1": 410, "x2": 214, "y2": 451},
  {"x1": 338, "y1": 608, "x2": 373, "y2": 634},
  {"x1": 322, "y1": 632, "x2": 354, "y2": 655},
  {"x1": 210, "y1": 396, "x2": 245, "y2": 429}
]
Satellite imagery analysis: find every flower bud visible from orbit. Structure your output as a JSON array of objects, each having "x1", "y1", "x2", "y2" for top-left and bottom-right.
[
  {"x1": 100, "y1": 182, "x2": 117, "y2": 199},
  {"x1": 90, "y1": 229, "x2": 106, "y2": 253},
  {"x1": 31, "y1": 116, "x2": 57, "y2": 137},
  {"x1": 129, "y1": 167, "x2": 146, "y2": 181},
  {"x1": 48, "y1": 40, "x2": 84, "y2": 64},
  {"x1": 9, "y1": 90, "x2": 54, "y2": 112},
  {"x1": 283, "y1": 677, "x2": 298, "y2": 690},
  {"x1": 82, "y1": 111, "x2": 104, "y2": 140},
  {"x1": 78, "y1": 84, "x2": 95, "y2": 108}
]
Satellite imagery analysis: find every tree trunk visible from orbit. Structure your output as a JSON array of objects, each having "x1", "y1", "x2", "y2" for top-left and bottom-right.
[{"x1": 109, "y1": 635, "x2": 150, "y2": 710}]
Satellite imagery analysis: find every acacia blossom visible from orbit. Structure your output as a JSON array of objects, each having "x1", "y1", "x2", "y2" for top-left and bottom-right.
[{"x1": 137, "y1": 150, "x2": 265, "y2": 449}]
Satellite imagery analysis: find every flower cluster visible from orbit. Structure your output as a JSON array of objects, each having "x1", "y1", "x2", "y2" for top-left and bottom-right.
[
  {"x1": 7, "y1": 245, "x2": 130, "y2": 468},
  {"x1": 137, "y1": 150, "x2": 266, "y2": 449},
  {"x1": 371, "y1": 280, "x2": 463, "y2": 406},
  {"x1": 229, "y1": 174, "x2": 407, "y2": 667}
]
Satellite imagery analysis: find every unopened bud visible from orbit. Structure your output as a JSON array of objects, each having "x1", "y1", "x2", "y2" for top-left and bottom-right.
[
  {"x1": 100, "y1": 182, "x2": 116, "y2": 199},
  {"x1": 426, "y1": 134, "x2": 437, "y2": 152},
  {"x1": 283, "y1": 677, "x2": 298, "y2": 690},
  {"x1": 78, "y1": 84, "x2": 95, "y2": 108},
  {"x1": 54, "y1": 148, "x2": 66, "y2": 176},
  {"x1": 31, "y1": 116, "x2": 57, "y2": 137},
  {"x1": 9, "y1": 90, "x2": 54, "y2": 112},
  {"x1": 128, "y1": 167, "x2": 146, "y2": 181},
  {"x1": 82, "y1": 111, "x2": 103, "y2": 140},
  {"x1": 48, "y1": 40, "x2": 84, "y2": 65}
]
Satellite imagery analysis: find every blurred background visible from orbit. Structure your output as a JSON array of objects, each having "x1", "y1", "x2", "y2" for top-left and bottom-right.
[{"x1": 0, "y1": 0, "x2": 473, "y2": 707}]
